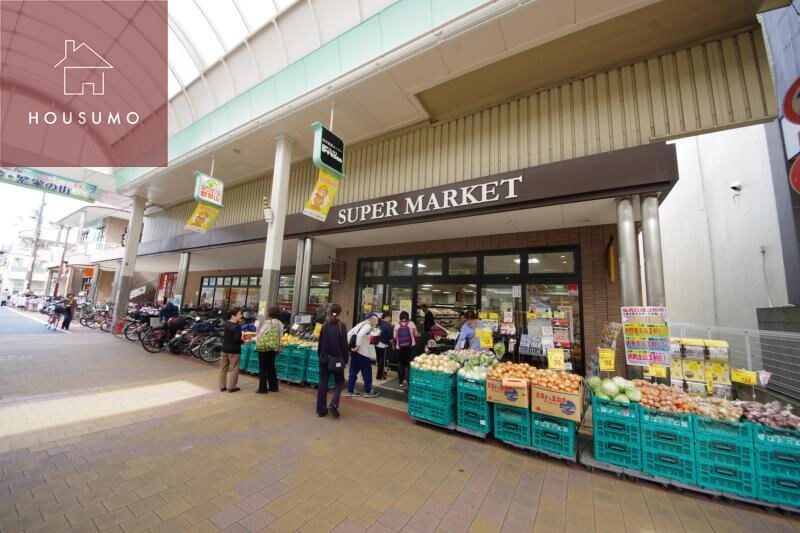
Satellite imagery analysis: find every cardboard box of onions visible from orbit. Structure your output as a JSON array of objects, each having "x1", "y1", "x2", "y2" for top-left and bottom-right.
[{"x1": 530, "y1": 369, "x2": 584, "y2": 423}]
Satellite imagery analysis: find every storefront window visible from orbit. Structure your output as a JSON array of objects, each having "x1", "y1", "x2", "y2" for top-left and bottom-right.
[
  {"x1": 229, "y1": 287, "x2": 247, "y2": 308},
  {"x1": 526, "y1": 283, "x2": 581, "y2": 365},
  {"x1": 417, "y1": 258, "x2": 443, "y2": 276},
  {"x1": 388, "y1": 285, "x2": 413, "y2": 312},
  {"x1": 528, "y1": 252, "x2": 576, "y2": 274},
  {"x1": 310, "y1": 273, "x2": 330, "y2": 286},
  {"x1": 449, "y1": 256, "x2": 477, "y2": 276},
  {"x1": 249, "y1": 276, "x2": 259, "y2": 286},
  {"x1": 214, "y1": 287, "x2": 231, "y2": 308},
  {"x1": 360, "y1": 284, "x2": 384, "y2": 315},
  {"x1": 361, "y1": 260, "x2": 384, "y2": 278},
  {"x1": 481, "y1": 285, "x2": 515, "y2": 318},
  {"x1": 309, "y1": 287, "x2": 329, "y2": 306},
  {"x1": 279, "y1": 274, "x2": 294, "y2": 287},
  {"x1": 416, "y1": 283, "x2": 476, "y2": 331},
  {"x1": 246, "y1": 287, "x2": 260, "y2": 308},
  {"x1": 199, "y1": 287, "x2": 214, "y2": 307},
  {"x1": 216, "y1": 277, "x2": 224, "y2": 286},
  {"x1": 484, "y1": 254, "x2": 521, "y2": 275},
  {"x1": 277, "y1": 287, "x2": 293, "y2": 308},
  {"x1": 388, "y1": 259, "x2": 413, "y2": 277}
]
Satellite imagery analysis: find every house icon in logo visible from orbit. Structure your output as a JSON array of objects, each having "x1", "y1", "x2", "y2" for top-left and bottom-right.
[{"x1": 53, "y1": 40, "x2": 113, "y2": 96}]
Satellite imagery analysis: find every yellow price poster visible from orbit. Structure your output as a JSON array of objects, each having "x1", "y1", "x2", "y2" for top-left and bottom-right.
[
  {"x1": 258, "y1": 301, "x2": 266, "y2": 317},
  {"x1": 184, "y1": 202, "x2": 220, "y2": 233},
  {"x1": 648, "y1": 365, "x2": 667, "y2": 378},
  {"x1": 479, "y1": 312, "x2": 489, "y2": 320},
  {"x1": 548, "y1": 349, "x2": 566, "y2": 371},
  {"x1": 399, "y1": 299, "x2": 412, "y2": 312},
  {"x1": 731, "y1": 368, "x2": 757, "y2": 386},
  {"x1": 598, "y1": 349, "x2": 615, "y2": 372},
  {"x1": 313, "y1": 323, "x2": 322, "y2": 337},
  {"x1": 302, "y1": 169, "x2": 340, "y2": 222},
  {"x1": 476, "y1": 328, "x2": 494, "y2": 349},
  {"x1": 705, "y1": 368, "x2": 714, "y2": 394}
]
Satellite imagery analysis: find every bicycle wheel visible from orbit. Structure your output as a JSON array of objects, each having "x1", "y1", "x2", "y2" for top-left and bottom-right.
[
  {"x1": 198, "y1": 336, "x2": 222, "y2": 363},
  {"x1": 99, "y1": 318, "x2": 113, "y2": 333},
  {"x1": 188, "y1": 335, "x2": 206, "y2": 357},
  {"x1": 111, "y1": 320, "x2": 127, "y2": 339},
  {"x1": 79, "y1": 314, "x2": 91, "y2": 327},
  {"x1": 141, "y1": 329, "x2": 167, "y2": 353}
]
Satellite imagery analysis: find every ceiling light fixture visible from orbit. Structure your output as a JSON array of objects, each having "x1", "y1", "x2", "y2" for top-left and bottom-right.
[{"x1": 529, "y1": 258, "x2": 540, "y2": 264}]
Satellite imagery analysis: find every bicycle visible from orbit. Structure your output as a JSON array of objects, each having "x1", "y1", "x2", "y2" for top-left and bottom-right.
[
  {"x1": 47, "y1": 309, "x2": 62, "y2": 331},
  {"x1": 140, "y1": 325, "x2": 169, "y2": 353}
]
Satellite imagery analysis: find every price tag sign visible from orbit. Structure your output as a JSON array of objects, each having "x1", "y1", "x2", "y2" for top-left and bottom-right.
[
  {"x1": 731, "y1": 368, "x2": 757, "y2": 386},
  {"x1": 548, "y1": 348, "x2": 566, "y2": 371},
  {"x1": 313, "y1": 323, "x2": 322, "y2": 337},
  {"x1": 648, "y1": 365, "x2": 667, "y2": 378},
  {"x1": 476, "y1": 328, "x2": 494, "y2": 349},
  {"x1": 598, "y1": 349, "x2": 615, "y2": 372},
  {"x1": 704, "y1": 368, "x2": 714, "y2": 394}
]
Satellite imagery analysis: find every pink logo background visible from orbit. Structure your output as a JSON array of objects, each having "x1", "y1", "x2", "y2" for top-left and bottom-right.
[{"x1": 1, "y1": 0, "x2": 168, "y2": 167}]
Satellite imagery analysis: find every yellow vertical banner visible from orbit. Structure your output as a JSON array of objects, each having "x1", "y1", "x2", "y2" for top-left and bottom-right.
[
  {"x1": 303, "y1": 169, "x2": 339, "y2": 222},
  {"x1": 184, "y1": 202, "x2": 220, "y2": 233}
]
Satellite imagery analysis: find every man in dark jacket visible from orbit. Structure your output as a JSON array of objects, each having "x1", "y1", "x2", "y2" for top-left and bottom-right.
[
  {"x1": 375, "y1": 311, "x2": 393, "y2": 380},
  {"x1": 219, "y1": 307, "x2": 243, "y2": 393}
]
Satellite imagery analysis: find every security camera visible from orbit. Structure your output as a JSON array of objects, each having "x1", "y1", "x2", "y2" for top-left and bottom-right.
[{"x1": 730, "y1": 182, "x2": 742, "y2": 192}]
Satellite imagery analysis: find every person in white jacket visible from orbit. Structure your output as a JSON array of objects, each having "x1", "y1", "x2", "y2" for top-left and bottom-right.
[{"x1": 346, "y1": 312, "x2": 380, "y2": 398}]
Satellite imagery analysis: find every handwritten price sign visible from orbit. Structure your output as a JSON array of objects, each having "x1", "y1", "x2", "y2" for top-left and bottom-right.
[
  {"x1": 731, "y1": 368, "x2": 757, "y2": 386},
  {"x1": 648, "y1": 365, "x2": 667, "y2": 378},
  {"x1": 598, "y1": 349, "x2": 615, "y2": 372},
  {"x1": 548, "y1": 348, "x2": 566, "y2": 371}
]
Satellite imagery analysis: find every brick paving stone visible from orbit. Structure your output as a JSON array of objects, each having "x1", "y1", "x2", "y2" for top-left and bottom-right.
[
  {"x1": 237, "y1": 492, "x2": 272, "y2": 514},
  {"x1": 210, "y1": 505, "x2": 249, "y2": 529},
  {"x1": 126, "y1": 494, "x2": 167, "y2": 516},
  {"x1": 118, "y1": 510, "x2": 162, "y2": 533},
  {"x1": 332, "y1": 518, "x2": 368, "y2": 533},
  {"x1": 93, "y1": 507, "x2": 135, "y2": 530},
  {"x1": 66, "y1": 502, "x2": 108, "y2": 527},
  {"x1": 181, "y1": 502, "x2": 223, "y2": 525},
  {"x1": 406, "y1": 510, "x2": 441, "y2": 533},
  {"x1": 238, "y1": 509, "x2": 277, "y2": 532},
  {"x1": 154, "y1": 498, "x2": 192, "y2": 521}
]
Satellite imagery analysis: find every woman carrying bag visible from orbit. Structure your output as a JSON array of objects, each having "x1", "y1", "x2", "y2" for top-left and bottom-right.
[
  {"x1": 254, "y1": 306, "x2": 283, "y2": 394},
  {"x1": 316, "y1": 304, "x2": 349, "y2": 418}
]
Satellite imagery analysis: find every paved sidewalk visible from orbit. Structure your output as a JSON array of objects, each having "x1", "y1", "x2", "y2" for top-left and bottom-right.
[{"x1": 0, "y1": 331, "x2": 798, "y2": 532}]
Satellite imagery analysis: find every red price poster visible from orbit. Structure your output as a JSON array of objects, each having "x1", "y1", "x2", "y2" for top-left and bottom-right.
[{"x1": 621, "y1": 307, "x2": 669, "y2": 367}]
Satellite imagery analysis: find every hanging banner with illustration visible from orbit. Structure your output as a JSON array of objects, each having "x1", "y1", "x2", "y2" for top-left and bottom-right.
[
  {"x1": 193, "y1": 171, "x2": 224, "y2": 208},
  {"x1": 303, "y1": 169, "x2": 340, "y2": 222},
  {"x1": 0, "y1": 166, "x2": 98, "y2": 202},
  {"x1": 184, "y1": 202, "x2": 220, "y2": 233},
  {"x1": 621, "y1": 306, "x2": 669, "y2": 366}
]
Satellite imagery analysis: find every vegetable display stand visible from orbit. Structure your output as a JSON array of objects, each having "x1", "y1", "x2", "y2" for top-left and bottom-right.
[
  {"x1": 457, "y1": 375, "x2": 491, "y2": 438},
  {"x1": 494, "y1": 404, "x2": 532, "y2": 448},
  {"x1": 754, "y1": 426, "x2": 800, "y2": 507},
  {"x1": 592, "y1": 397, "x2": 642, "y2": 470},
  {"x1": 693, "y1": 416, "x2": 756, "y2": 498},
  {"x1": 408, "y1": 367, "x2": 457, "y2": 428},
  {"x1": 531, "y1": 413, "x2": 576, "y2": 460},
  {"x1": 246, "y1": 346, "x2": 260, "y2": 374},
  {"x1": 276, "y1": 350, "x2": 289, "y2": 380},
  {"x1": 305, "y1": 350, "x2": 335, "y2": 388},
  {"x1": 641, "y1": 409, "x2": 696, "y2": 485},
  {"x1": 285, "y1": 346, "x2": 309, "y2": 384},
  {"x1": 239, "y1": 344, "x2": 253, "y2": 372}
]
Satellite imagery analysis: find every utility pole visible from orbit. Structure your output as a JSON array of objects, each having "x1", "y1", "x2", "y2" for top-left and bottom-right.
[
  {"x1": 24, "y1": 191, "x2": 46, "y2": 294},
  {"x1": 52, "y1": 226, "x2": 71, "y2": 297}
]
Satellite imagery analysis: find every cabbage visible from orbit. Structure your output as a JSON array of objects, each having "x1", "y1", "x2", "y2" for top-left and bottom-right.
[
  {"x1": 625, "y1": 388, "x2": 642, "y2": 402},
  {"x1": 587, "y1": 376, "x2": 602, "y2": 390},
  {"x1": 494, "y1": 342, "x2": 506, "y2": 358},
  {"x1": 595, "y1": 392, "x2": 610, "y2": 400},
  {"x1": 600, "y1": 379, "x2": 620, "y2": 397},
  {"x1": 613, "y1": 394, "x2": 631, "y2": 405},
  {"x1": 612, "y1": 376, "x2": 632, "y2": 391}
]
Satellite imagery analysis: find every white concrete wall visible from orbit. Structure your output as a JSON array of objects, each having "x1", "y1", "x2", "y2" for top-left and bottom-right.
[{"x1": 661, "y1": 124, "x2": 789, "y2": 330}]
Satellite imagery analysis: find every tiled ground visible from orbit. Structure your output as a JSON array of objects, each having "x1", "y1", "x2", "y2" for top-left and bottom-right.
[{"x1": 1, "y1": 317, "x2": 799, "y2": 532}]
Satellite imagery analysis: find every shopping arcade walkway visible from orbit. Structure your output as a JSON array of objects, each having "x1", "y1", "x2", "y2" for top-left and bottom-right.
[{"x1": 0, "y1": 328, "x2": 798, "y2": 532}]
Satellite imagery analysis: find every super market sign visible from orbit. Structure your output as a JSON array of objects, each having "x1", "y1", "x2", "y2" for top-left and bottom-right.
[{"x1": 0, "y1": 166, "x2": 97, "y2": 202}]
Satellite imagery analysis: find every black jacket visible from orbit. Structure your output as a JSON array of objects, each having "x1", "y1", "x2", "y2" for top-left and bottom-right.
[
  {"x1": 318, "y1": 319, "x2": 348, "y2": 362},
  {"x1": 221, "y1": 320, "x2": 243, "y2": 354}
]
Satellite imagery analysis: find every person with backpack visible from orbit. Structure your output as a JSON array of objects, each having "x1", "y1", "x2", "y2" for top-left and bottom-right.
[
  {"x1": 219, "y1": 307, "x2": 244, "y2": 393},
  {"x1": 255, "y1": 306, "x2": 283, "y2": 394},
  {"x1": 393, "y1": 310, "x2": 418, "y2": 390},
  {"x1": 375, "y1": 311, "x2": 393, "y2": 380},
  {"x1": 316, "y1": 304, "x2": 349, "y2": 417},
  {"x1": 346, "y1": 312, "x2": 380, "y2": 398}
]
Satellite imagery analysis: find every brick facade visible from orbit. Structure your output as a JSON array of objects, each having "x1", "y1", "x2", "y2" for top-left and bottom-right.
[{"x1": 329, "y1": 224, "x2": 626, "y2": 374}]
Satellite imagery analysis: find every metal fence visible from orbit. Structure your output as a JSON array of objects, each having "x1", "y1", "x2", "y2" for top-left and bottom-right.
[{"x1": 669, "y1": 322, "x2": 800, "y2": 401}]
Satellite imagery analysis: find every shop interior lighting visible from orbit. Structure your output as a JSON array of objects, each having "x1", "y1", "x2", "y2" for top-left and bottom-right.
[
  {"x1": 405, "y1": 263, "x2": 414, "y2": 268},
  {"x1": 514, "y1": 257, "x2": 541, "y2": 264},
  {"x1": 418, "y1": 263, "x2": 427, "y2": 268}
]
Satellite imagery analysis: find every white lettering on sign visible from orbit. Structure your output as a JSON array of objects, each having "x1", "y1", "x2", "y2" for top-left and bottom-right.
[{"x1": 335, "y1": 176, "x2": 523, "y2": 225}]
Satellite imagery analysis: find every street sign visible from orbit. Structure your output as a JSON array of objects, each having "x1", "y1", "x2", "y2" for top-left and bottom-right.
[
  {"x1": 790, "y1": 157, "x2": 800, "y2": 195},
  {"x1": 0, "y1": 166, "x2": 97, "y2": 202},
  {"x1": 783, "y1": 77, "x2": 800, "y2": 125},
  {"x1": 193, "y1": 171, "x2": 224, "y2": 208},
  {"x1": 311, "y1": 122, "x2": 345, "y2": 179}
]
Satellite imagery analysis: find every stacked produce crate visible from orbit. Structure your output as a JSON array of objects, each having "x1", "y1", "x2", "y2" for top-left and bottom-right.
[
  {"x1": 493, "y1": 403, "x2": 532, "y2": 447},
  {"x1": 305, "y1": 349, "x2": 335, "y2": 388},
  {"x1": 246, "y1": 344, "x2": 260, "y2": 374},
  {"x1": 641, "y1": 409, "x2": 696, "y2": 484},
  {"x1": 754, "y1": 425, "x2": 800, "y2": 507},
  {"x1": 275, "y1": 349, "x2": 289, "y2": 380},
  {"x1": 408, "y1": 356, "x2": 459, "y2": 426},
  {"x1": 531, "y1": 413, "x2": 576, "y2": 459},
  {"x1": 693, "y1": 416, "x2": 756, "y2": 497},
  {"x1": 239, "y1": 343, "x2": 253, "y2": 372},
  {"x1": 592, "y1": 396, "x2": 642, "y2": 470},
  {"x1": 285, "y1": 345, "x2": 309, "y2": 383},
  {"x1": 457, "y1": 375, "x2": 492, "y2": 436}
]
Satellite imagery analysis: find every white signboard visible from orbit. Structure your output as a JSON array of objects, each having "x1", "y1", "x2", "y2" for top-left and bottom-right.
[{"x1": 130, "y1": 286, "x2": 146, "y2": 299}]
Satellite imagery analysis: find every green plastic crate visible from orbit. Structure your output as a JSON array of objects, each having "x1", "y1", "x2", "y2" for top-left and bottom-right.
[
  {"x1": 643, "y1": 449, "x2": 696, "y2": 485},
  {"x1": 493, "y1": 404, "x2": 531, "y2": 447},
  {"x1": 408, "y1": 396, "x2": 455, "y2": 426},
  {"x1": 239, "y1": 344, "x2": 252, "y2": 371},
  {"x1": 592, "y1": 396, "x2": 641, "y2": 424},
  {"x1": 456, "y1": 376, "x2": 490, "y2": 434},
  {"x1": 693, "y1": 418, "x2": 755, "y2": 471},
  {"x1": 457, "y1": 374, "x2": 486, "y2": 395},
  {"x1": 531, "y1": 413, "x2": 575, "y2": 459},
  {"x1": 641, "y1": 409, "x2": 695, "y2": 456},
  {"x1": 410, "y1": 367, "x2": 457, "y2": 390},
  {"x1": 697, "y1": 462, "x2": 756, "y2": 498},
  {"x1": 594, "y1": 438, "x2": 642, "y2": 470},
  {"x1": 757, "y1": 475, "x2": 800, "y2": 507},
  {"x1": 246, "y1": 350, "x2": 260, "y2": 374},
  {"x1": 754, "y1": 426, "x2": 800, "y2": 481}
]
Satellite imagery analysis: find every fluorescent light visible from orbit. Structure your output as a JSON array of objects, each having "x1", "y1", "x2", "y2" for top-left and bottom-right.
[
  {"x1": 528, "y1": 258, "x2": 540, "y2": 264},
  {"x1": 513, "y1": 258, "x2": 521, "y2": 264},
  {"x1": 418, "y1": 263, "x2": 427, "y2": 268},
  {"x1": 560, "y1": 255, "x2": 566, "y2": 258},
  {"x1": 432, "y1": 289, "x2": 441, "y2": 293},
  {"x1": 404, "y1": 263, "x2": 413, "y2": 268},
  {"x1": 421, "y1": 284, "x2": 433, "y2": 288},
  {"x1": 442, "y1": 291, "x2": 451, "y2": 294},
  {"x1": 562, "y1": 261, "x2": 568, "y2": 264}
]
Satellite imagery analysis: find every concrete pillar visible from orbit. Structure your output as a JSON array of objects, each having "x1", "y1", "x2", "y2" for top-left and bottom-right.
[
  {"x1": 258, "y1": 134, "x2": 294, "y2": 321},
  {"x1": 174, "y1": 252, "x2": 191, "y2": 308},
  {"x1": 298, "y1": 238, "x2": 313, "y2": 314},
  {"x1": 113, "y1": 197, "x2": 146, "y2": 322},
  {"x1": 616, "y1": 197, "x2": 641, "y2": 307},
  {"x1": 88, "y1": 264, "x2": 101, "y2": 302},
  {"x1": 77, "y1": 210, "x2": 87, "y2": 254},
  {"x1": 640, "y1": 194, "x2": 666, "y2": 307},
  {"x1": 291, "y1": 239, "x2": 305, "y2": 314},
  {"x1": 109, "y1": 260, "x2": 122, "y2": 303}
]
